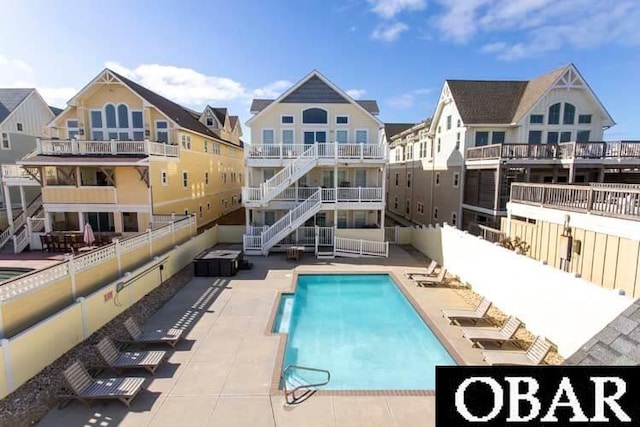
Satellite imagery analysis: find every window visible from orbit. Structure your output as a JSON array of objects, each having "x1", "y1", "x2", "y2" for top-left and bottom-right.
[
  {"x1": 304, "y1": 130, "x2": 326, "y2": 145},
  {"x1": 435, "y1": 172, "x2": 440, "y2": 186},
  {"x1": 530, "y1": 114, "x2": 544, "y2": 124},
  {"x1": 205, "y1": 171, "x2": 209, "y2": 185},
  {"x1": 212, "y1": 142, "x2": 220, "y2": 155},
  {"x1": 563, "y1": 103, "x2": 575, "y2": 125},
  {"x1": 105, "y1": 104, "x2": 117, "y2": 128},
  {"x1": 281, "y1": 115, "x2": 294, "y2": 124},
  {"x1": 282, "y1": 129, "x2": 294, "y2": 146},
  {"x1": 354, "y1": 212, "x2": 366, "y2": 228},
  {"x1": 355, "y1": 130, "x2": 368, "y2": 144},
  {"x1": 577, "y1": 130, "x2": 590, "y2": 142},
  {"x1": 207, "y1": 202, "x2": 211, "y2": 211},
  {"x1": 417, "y1": 202, "x2": 424, "y2": 214},
  {"x1": 302, "y1": 108, "x2": 327, "y2": 124},
  {"x1": 420, "y1": 141, "x2": 427, "y2": 157},
  {"x1": 395, "y1": 173, "x2": 399, "y2": 186},
  {"x1": 406, "y1": 143, "x2": 413, "y2": 160},
  {"x1": 206, "y1": 117, "x2": 214, "y2": 126},
  {"x1": 262, "y1": 129, "x2": 275, "y2": 144},
  {"x1": 475, "y1": 132, "x2": 489, "y2": 147},
  {"x1": 199, "y1": 205, "x2": 203, "y2": 218},
  {"x1": 455, "y1": 133, "x2": 460, "y2": 150},
  {"x1": 407, "y1": 172, "x2": 412, "y2": 188},
  {"x1": 67, "y1": 120, "x2": 79, "y2": 139},
  {"x1": 578, "y1": 114, "x2": 592, "y2": 124},
  {"x1": 182, "y1": 171, "x2": 188, "y2": 188},
  {"x1": 492, "y1": 131, "x2": 505, "y2": 145},
  {"x1": 437, "y1": 126, "x2": 441, "y2": 134},
  {"x1": 446, "y1": 115, "x2": 452, "y2": 130},
  {"x1": 451, "y1": 212, "x2": 457, "y2": 226},
  {"x1": 336, "y1": 129, "x2": 348, "y2": 144},
  {"x1": 156, "y1": 121, "x2": 169, "y2": 143},
  {"x1": 337, "y1": 212, "x2": 347, "y2": 228},
  {"x1": 437, "y1": 138, "x2": 441, "y2": 153},
  {"x1": 203, "y1": 140, "x2": 208, "y2": 153},
  {"x1": 547, "y1": 132, "x2": 559, "y2": 144},
  {"x1": 395, "y1": 148, "x2": 401, "y2": 162},
  {"x1": 457, "y1": 119, "x2": 461, "y2": 128},
  {"x1": 161, "y1": 170, "x2": 168, "y2": 186},
  {"x1": 16, "y1": 123, "x2": 23, "y2": 132},
  {"x1": 181, "y1": 134, "x2": 191, "y2": 150},
  {"x1": 453, "y1": 172, "x2": 459, "y2": 188},
  {"x1": 394, "y1": 197, "x2": 398, "y2": 210},
  {"x1": 1, "y1": 133, "x2": 9, "y2": 149},
  {"x1": 433, "y1": 207, "x2": 439, "y2": 220},
  {"x1": 336, "y1": 116, "x2": 348, "y2": 124},
  {"x1": 355, "y1": 169, "x2": 366, "y2": 187},
  {"x1": 406, "y1": 200, "x2": 410, "y2": 215},
  {"x1": 131, "y1": 111, "x2": 143, "y2": 129},
  {"x1": 560, "y1": 131, "x2": 572, "y2": 143},
  {"x1": 117, "y1": 105, "x2": 129, "y2": 128},
  {"x1": 548, "y1": 103, "x2": 561, "y2": 124},
  {"x1": 528, "y1": 130, "x2": 542, "y2": 144}
]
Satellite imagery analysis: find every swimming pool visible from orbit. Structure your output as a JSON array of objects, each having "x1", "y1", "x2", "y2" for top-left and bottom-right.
[{"x1": 273, "y1": 274, "x2": 456, "y2": 390}]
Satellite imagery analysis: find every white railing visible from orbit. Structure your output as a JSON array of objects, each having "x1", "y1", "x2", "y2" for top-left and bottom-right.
[
  {"x1": 261, "y1": 189, "x2": 322, "y2": 251},
  {"x1": 243, "y1": 234, "x2": 262, "y2": 250},
  {"x1": 119, "y1": 233, "x2": 149, "y2": 252},
  {"x1": 0, "y1": 263, "x2": 70, "y2": 302},
  {"x1": 246, "y1": 142, "x2": 387, "y2": 161},
  {"x1": 321, "y1": 188, "x2": 336, "y2": 202},
  {"x1": 317, "y1": 227, "x2": 334, "y2": 246},
  {"x1": 150, "y1": 214, "x2": 189, "y2": 223},
  {"x1": 247, "y1": 225, "x2": 267, "y2": 236},
  {"x1": 248, "y1": 186, "x2": 383, "y2": 204},
  {"x1": 262, "y1": 144, "x2": 317, "y2": 198},
  {"x1": 36, "y1": 139, "x2": 179, "y2": 157},
  {"x1": 335, "y1": 237, "x2": 389, "y2": 257},
  {"x1": 335, "y1": 187, "x2": 383, "y2": 202},
  {"x1": 246, "y1": 144, "x2": 309, "y2": 159},
  {"x1": 12, "y1": 227, "x2": 30, "y2": 253},
  {"x1": 74, "y1": 245, "x2": 117, "y2": 272},
  {"x1": 0, "y1": 228, "x2": 11, "y2": 248},
  {"x1": 0, "y1": 164, "x2": 39, "y2": 182}
]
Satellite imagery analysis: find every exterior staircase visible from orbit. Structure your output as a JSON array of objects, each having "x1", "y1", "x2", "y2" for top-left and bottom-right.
[
  {"x1": 243, "y1": 144, "x2": 318, "y2": 207},
  {"x1": 243, "y1": 188, "x2": 322, "y2": 255},
  {"x1": 0, "y1": 195, "x2": 43, "y2": 252}
]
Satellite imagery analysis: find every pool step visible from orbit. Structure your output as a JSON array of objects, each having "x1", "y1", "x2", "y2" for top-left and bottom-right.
[{"x1": 282, "y1": 365, "x2": 331, "y2": 405}]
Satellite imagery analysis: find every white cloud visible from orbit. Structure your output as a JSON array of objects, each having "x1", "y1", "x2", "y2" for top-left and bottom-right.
[
  {"x1": 368, "y1": 0, "x2": 426, "y2": 19},
  {"x1": 371, "y1": 22, "x2": 409, "y2": 42},
  {"x1": 387, "y1": 93, "x2": 415, "y2": 109},
  {"x1": 346, "y1": 89, "x2": 367, "y2": 99},
  {"x1": 38, "y1": 87, "x2": 78, "y2": 107}
]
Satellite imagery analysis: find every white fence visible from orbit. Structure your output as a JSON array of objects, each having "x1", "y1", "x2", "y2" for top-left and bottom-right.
[
  {"x1": 335, "y1": 237, "x2": 388, "y2": 257},
  {"x1": 411, "y1": 224, "x2": 633, "y2": 357}
]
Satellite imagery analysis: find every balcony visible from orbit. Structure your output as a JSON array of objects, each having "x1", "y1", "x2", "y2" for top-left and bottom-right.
[
  {"x1": 243, "y1": 186, "x2": 384, "y2": 207},
  {"x1": 36, "y1": 139, "x2": 180, "y2": 158},
  {"x1": 466, "y1": 141, "x2": 640, "y2": 163},
  {"x1": 42, "y1": 186, "x2": 118, "y2": 204},
  {"x1": 0, "y1": 165, "x2": 40, "y2": 186},
  {"x1": 246, "y1": 142, "x2": 387, "y2": 164},
  {"x1": 510, "y1": 183, "x2": 640, "y2": 221}
]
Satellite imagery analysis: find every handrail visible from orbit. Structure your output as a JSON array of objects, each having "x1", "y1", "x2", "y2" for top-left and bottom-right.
[{"x1": 281, "y1": 364, "x2": 330, "y2": 404}]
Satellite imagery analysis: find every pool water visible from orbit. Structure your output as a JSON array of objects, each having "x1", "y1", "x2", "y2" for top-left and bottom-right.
[
  {"x1": 0, "y1": 268, "x2": 33, "y2": 283},
  {"x1": 274, "y1": 274, "x2": 455, "y2": 390}
]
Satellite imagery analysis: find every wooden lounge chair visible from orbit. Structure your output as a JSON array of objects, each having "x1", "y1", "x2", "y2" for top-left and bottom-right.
[
  {"x1": 97, "y1": 336, "x2": 166, "y2": 374},
  {"x1": 413, "y1": 268, "x2": 447, "y2": 287},
  {"x1": 404, "y1": 260, "x2": 438, "y2": 279},
  {"x1": 461, "y1": 316, "x2": 522, "y2": 348},
  {"x1": 60, "y1": 360, "x2": 145, "y2": 408},
  {"x1": 442, "y1": 298, "x2": 492, "y2": 325},
  {"x1": 123, "y1": 317, "x2": 183, "y2": 348},
  {"x1": 482, "y1": 336, "x2": 553, "y2": 366}
]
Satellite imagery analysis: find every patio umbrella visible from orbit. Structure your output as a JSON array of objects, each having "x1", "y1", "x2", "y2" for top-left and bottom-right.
[{"x1": 83, "y1": 223, "x2": 96, "y2": 246}]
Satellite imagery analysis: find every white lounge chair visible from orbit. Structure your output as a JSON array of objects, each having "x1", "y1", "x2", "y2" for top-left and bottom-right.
[
  {"x1": 413, "y1": 268, "x2": 447, "y2": 287},
  {"x1": 482, "y1": 336, "x2": 553, "y2": 365},
  {"x1": 404, "y1": 260, "x2": 438, "y2": 279},
  {"x1": 97, "y1": 336, "x2": 166, "y2": 374},
  {"x1": 123, "y1": 317, "x2": 183, "y2": 348},
  {"x1": 60, "y1": 360, "x2": 145, "y2": 408},
  {"x1": 461, "y1": 315, "x2": 522, "y2": 348},
  {"x1": 442, "y1": 298, "x2": 492, "y2": 325}
]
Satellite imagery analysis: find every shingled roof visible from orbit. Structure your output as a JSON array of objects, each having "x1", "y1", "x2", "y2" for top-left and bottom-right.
[
  {"x1": 0, "y1": 88, "x2": 33, "y2": 124},
  {"x1": 564, "y1": 299, "x2": 640, "y2": 366},
  {"x1": 109, "y1": 70, "x2": 241, "y2": 147},
  {"x1": 447, "y1": 64, "x2": 572, "y2": 125},
  {"x1": 385, "y1": 123, "x2": 415, "y2": 140},
  {"x1": 250, "y1": 98, "x2": 380, "y2": 115}
]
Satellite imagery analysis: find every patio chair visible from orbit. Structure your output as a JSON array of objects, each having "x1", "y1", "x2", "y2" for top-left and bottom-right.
[
  {"x1": 123, "y1": 317, "x2": 183, "y2": 348},
  {"x1": 461, "y1": 316, "x2": 522, "y2": 348},
  {"x1": 442, "y1": 298, "x2": 492, "y2": 325},
  {"x1": 39, "y1": 234, "x2": 48, "y2": 252},
  {"x1": 60, "y1": 360, "x2": 145, "y2": 408},
  {"x1": 96, "y1": 336, "x2": 166, "y2": 374},
  {"x1": 413, "y1": 268, "x2": 447, "y2": 287},
  {"x1": 482, "y1": 336, "x2": 554, "y2": 366},
  {"x1": 404, "y1": 260, "x2": 438, "y2": 279}
]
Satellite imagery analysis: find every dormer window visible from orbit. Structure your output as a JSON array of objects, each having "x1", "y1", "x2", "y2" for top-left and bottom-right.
[
  {"x1": 206, "y1": 117, "x2": 214, "y2": 126},
  {"x1": 302, "y1": 108, "x2": 327, "y2": 124}
]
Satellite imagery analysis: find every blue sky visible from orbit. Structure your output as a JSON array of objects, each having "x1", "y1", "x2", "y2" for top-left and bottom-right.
[{"x1": 1, "y1": 0, "x2": 639, "y2": 139}]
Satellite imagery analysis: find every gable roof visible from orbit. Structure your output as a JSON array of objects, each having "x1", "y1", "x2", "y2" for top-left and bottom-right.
[
  {"x1": 446, "y1": 80, "x2": 528, "y2": 124},
  {"x1": 0, "y1": 88, "x2": 34, "y2": 124},
  {"x1": 49, "y1": 106, "x2": 64, "y2": 116},
  {"x1": 385, "y1": 123, "x2": 415, "y2": 140},
  {"x1": 212, "y1": 107, "x2": 228, "y2": 125},
  {"x1": 564, "y1": 300, "x2": 640, "y2": 366},
  {"x1": 229, "y1": 115, "x2": 239, "y2": 128},
  {"x1": 247, "y1": 70, "x2": 382, "y2": 126},
  {"x1": 511, "y1": 66, "x2": 567, "y2": 123},
  {"x1": 107, "y1": 70, "x2": 241, "y2": 146}
]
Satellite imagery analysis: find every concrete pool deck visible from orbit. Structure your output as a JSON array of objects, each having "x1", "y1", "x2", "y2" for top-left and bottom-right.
[{"x1": 37, "y1": 245, "x2": 486, "y2": 427}]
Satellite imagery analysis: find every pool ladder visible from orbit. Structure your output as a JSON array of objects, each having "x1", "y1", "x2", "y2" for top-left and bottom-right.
[{"x1": 281, "y1": 364, "x2": 331, "y2": 404}]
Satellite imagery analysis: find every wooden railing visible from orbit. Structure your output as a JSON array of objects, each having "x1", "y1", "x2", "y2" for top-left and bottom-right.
[
  {"x1": 510, "y1": 183, "x2": 640, "y2": 221},
  {"x1": 36, "y1": 139, "x2": 180, "y2": 157},
  {"x1": 466, "y1": 141, "x2": 640, "y2": 161}
]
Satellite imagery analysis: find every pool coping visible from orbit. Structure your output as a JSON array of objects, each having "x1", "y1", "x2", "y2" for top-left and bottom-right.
[{"x1": 265, "y1": 269, "x2": 466, "y2": 397}]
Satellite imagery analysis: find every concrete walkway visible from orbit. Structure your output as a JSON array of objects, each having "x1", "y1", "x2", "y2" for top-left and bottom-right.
[{"x1": 38, "y1": 245, "x2": 485, "y2": 426}]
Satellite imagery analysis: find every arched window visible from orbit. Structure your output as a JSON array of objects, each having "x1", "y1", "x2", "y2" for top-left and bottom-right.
[
  {"x1": 548, "y1": 103, "x2": 561, "y2": 125},
  {"x1": 302, "y1": 108, "x2": 328, "y2": 124},
  {"x1": 563, "y1": 103, "x2": 575, "y2": 125},
  {"x1": 105, "y1": 104, "x2": 117, "y2": 128},
  {"x1": 117, "y1": 104, "x2": 129, "y2": 127}
]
